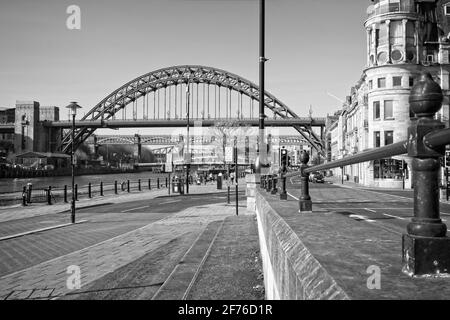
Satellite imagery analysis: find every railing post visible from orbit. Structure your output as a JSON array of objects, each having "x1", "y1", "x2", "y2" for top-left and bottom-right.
[
  {"x1": 64, "y1": 185, "x2": 68, "y2": 203},
  {"x1": 88, "y1": 183, "x2": 92, "y2": 198},
  {"x1": 280, "y1": 171, "x2": 287, "y2": 201},
  {"x1": 446, "y1": 168, "x2": 449, "y2": 202},
  {"x1": 47, "y1": 186, "x2": 52, "y2": 205},
  {"x1": 271, "y1": 175, "x2": 278, "y2": 194},
  {"x1": 27, "y1": 184, "x2": 32, "y2": 204},
  {"x1": 100, "y1": 182, "x2": 104, "y2": 196},
  {"x1": 266, "y1": 175, "x2": 271, "y2": 192},
  {"x1": 403, "y1": 72, "x2": 450, "y2": 276},
  {"x1": 299, "y1": 151, "x2": 312, "y2": 212},
  {"x1": 22, "y1": 186, "x2": 27, "y2": 206}
]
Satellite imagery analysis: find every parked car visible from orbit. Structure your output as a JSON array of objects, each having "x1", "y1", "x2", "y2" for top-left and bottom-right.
[{"x1": 309, "y1": 172, "x2": 325, "y2": 183}]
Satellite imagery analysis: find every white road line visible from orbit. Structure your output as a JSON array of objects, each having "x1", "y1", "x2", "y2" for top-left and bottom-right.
[
  {"x1": 364, "y1": 208, "x2": 376, "y2": 213},
  {"x1": 382, "y1": 213, "x2": 408, "y2": 220},
  {"x1": 349, "y1": 214, "x2": 376, "y2": 223},
  {"x1": 287, "y1": 192, "x2": 299, "y2": 201},
  {"x1": 120, "y1": 206, "x2": 148, "y2": 213}
]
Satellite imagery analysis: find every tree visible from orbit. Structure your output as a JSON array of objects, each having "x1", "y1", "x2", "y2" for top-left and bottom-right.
[{"x1": 209, "y1": 120, "x2": 253, "y2": 165}]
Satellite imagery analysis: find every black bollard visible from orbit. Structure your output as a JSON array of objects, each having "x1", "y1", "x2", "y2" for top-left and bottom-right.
[
  {"x1": 402, "y1": 72, "x2": 450, "y2": 276},
  {"x1": 127, "y1": 180, "x2": 130, "y2": 193},
  {"x1": 227, "y1": 185, "x2": 231, "y2": 204},
  {"x1": 100, "y1": 182, "x2": 104, "y2": 196},
  {"x1": 47, "y1": 186, "x2": 52, "y2": 205},
  {"x1": 88, "y1": 183, "x2": 92, "y2": 198},
  {"x1": 165, "y1": 177, "x2": 168, "y2": 188},
  {"x1": 299, "y1": 151, "x2": 312, "y2": 212},
  {"x1": 27, "y1": 183, "x2": 32, "y2": 204},
  {"x1": 280, "y1": 172, "x2": 287, "y2": 200},
  {"x1": 75, "y1": 184, "x2": 78, "y2": 201},
  {"x1": 22, "y1": 186, "x2": 27, "y2": 206},
  {"x1": 157, "y1": 178, "x2": 160, "y2": 189},
  {"x1": 138, "y1": 179, "x2": 141, "y2": 191},
  {"x1": 266, "y1": 175, "x2": 272, "y2": 192},
  {"x1": 64, "y1": 185, "x2": 68, "y2": 203},
  {"x1": 271, "y1": 175, "x2": 278, "y2": 194},
  {"x1": 115, "y1": 181, "x2": 118, "y2": 194}
]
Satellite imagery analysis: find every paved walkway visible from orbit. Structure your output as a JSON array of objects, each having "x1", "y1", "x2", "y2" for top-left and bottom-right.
[
  {"x1": 0, "y1": 201, "x2": 251, "y2": 300},
  {"x1": 261, "y1": 181, "x2": 450, "y2": 299}
]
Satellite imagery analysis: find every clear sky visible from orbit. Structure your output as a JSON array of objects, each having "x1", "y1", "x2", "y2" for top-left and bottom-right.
[{"x1": 0, "y1": 0, "x2": 369, "y2": 134}]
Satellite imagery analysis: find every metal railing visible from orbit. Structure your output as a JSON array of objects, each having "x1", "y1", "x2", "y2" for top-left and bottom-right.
[{"x1": 261, "y1": 72, "x2": 450, "y2": 277}]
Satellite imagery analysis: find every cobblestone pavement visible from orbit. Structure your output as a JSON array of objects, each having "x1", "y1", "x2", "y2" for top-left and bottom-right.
[{"x1": 0, "y1": 200, "x2": 237, "y2": 300}]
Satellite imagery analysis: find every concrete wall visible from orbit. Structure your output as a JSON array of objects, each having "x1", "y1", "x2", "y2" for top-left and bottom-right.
[{"x1": 254, "y1": 190, "x2": 348, "y2": 300}]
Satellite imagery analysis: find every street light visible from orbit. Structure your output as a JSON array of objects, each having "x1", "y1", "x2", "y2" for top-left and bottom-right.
[
  {"x1": 186, "y1": 81, "x2": 191, "y2": 194},
  {"x1": 66, "y1": 101, "x2": 82, "y2": 224}
]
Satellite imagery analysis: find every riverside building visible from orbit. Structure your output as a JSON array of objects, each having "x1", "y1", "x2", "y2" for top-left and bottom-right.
[{"x1": 326, "y1": 0, "x2": 450, "y2": 188}]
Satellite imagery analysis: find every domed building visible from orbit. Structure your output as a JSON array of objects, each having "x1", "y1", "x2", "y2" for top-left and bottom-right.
[{"x1": 328, "y1": 0, "x2": 450, "y2": 188}]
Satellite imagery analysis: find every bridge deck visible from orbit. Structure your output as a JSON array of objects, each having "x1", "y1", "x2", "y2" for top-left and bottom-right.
[{"x1": 43, "y1": 118, "x2": 325, "y2": 129}]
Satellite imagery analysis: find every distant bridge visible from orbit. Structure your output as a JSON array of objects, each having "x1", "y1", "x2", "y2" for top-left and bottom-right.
[
  {"x1": 85, "y1": 134, "x2": 311, "y2": 146},
  {"x1": 55, "y1": 65, "x2": 326, "y2": 155}
]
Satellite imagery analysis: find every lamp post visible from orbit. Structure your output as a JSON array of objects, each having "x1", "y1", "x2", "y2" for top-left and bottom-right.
[
  {"x1": 66, "y1": 102, "x2": 82, "y2": 224},
  {"x1": 186, "y1": 81, "x2": 191, "y2": 194},
  {"x1": 255, "y1": 0, "x2": 269, "y2": 173}
]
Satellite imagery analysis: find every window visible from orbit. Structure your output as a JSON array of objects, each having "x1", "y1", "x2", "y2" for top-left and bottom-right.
[
  {"x1": 385, "y1": 131, "x2": 394, "y2": 145},
  {"x1": 374, "y1": 159, "x2": 404, "y2": 179},
  {"x1": 378, "y1": 77, "x2": 386, "y2": 88},
  {"x1": 384, "y1": 100, "x2": 394, "y2": 119},
  {"x1": 393, "y1": 76, "x2": 402, "y2": 87},
  {"x1": 374, "y1": 131, "x2": 381, "y2": 148},
  {"x1": 409, "y1": 77, "x2": 415, "y2": 87},
  {"x1": 373, "y1": 101, "x2": 381, "y2": 120},
  {"x1": 445, "y1": 4, "x2": 450, "y2": 16},
  {"x1": 369, "y1": 80, "x2": 373, "y2": 90}
]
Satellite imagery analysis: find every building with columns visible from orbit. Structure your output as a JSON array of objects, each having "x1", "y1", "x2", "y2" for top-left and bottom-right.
[{"x1": 327, "y1": 0, "x2": 450, "y2": 188}]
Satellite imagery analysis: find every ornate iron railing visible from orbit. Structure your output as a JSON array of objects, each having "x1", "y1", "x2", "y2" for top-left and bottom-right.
[{"x1": 261, "y1": 72, "x2": 450, "y2": 277}]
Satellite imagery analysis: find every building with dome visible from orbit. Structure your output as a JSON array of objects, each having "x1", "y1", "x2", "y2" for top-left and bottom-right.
[{"x1": 326, "y1": 0, "x2": 450, "y2": 188}]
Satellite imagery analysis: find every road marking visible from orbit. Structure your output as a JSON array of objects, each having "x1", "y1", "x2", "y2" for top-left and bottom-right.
[
  {"x1": 349, "y1": 214, "x2": 376, "y2": 223},
  {"x1": 121, "y1": 206, "x2": 148, "y2": 213},
  {"x1": 364, "y1": 208, "x2": 376, "y2": 213},
  {"x1": 382, "y1": 213, "x2": 407, "y2": 220},
  {"x1": 287, "y1": 192, "x2": 299, "y2": 201}
]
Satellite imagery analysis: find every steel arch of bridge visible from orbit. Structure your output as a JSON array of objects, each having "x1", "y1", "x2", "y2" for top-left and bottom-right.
[{"x1": 59, "y1": 65, "x2": 324, "y2": 154}]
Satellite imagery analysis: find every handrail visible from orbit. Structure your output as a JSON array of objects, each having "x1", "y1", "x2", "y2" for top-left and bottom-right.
[
  {"x1": 304, "y1": 141, "x2": 408, "y2": 174},
  {"x1": 260, "y1": 72, "x2": 450, "y2": 277}
]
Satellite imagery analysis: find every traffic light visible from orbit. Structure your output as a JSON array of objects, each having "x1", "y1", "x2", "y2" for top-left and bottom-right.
[{"x1": 280, "y1": 148, "x2": 288, "y2": 167}]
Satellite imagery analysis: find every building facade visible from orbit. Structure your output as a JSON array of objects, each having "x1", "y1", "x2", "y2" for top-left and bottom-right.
[{"x1": 327, "y1": 0, "x2": 450, "y2": 188}]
